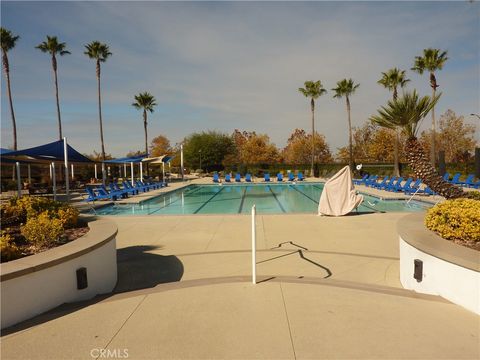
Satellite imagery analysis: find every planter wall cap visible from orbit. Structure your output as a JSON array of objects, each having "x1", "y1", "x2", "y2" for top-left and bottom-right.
[
  {"x1": 398, "y1": 213, "x2": 479, "y2": 272},
  {"x1": 0, "y1": 217, "x2": 118, "y2": 282}
]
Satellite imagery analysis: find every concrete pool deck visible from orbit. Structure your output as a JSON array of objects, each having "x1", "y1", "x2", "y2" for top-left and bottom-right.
[{"x1": 1, "y1": 211, "x2": 479, "y2": 359}]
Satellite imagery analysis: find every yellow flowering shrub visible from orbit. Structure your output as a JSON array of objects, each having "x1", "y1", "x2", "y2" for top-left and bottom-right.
[
  {"x1": 56, "y1": 207, "x2": 79, "y2": 229},
  {"x1": 425, "y1": 199, "x2": 480, "y2": 243},
  {"x1": 21, "y1": 211, "x2": 64, "y2": 248},
  {"x1": 1, "y1": 232, "x2": 21, "y2": 262}
]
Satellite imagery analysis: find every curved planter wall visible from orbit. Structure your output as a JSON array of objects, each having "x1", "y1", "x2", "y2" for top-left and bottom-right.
[
  {"x1": 0, "y1": 217, "x2": 118, "y2": 329},
  {"x1": 398, "y1": 213, "x2": 480, "y2": 315}
]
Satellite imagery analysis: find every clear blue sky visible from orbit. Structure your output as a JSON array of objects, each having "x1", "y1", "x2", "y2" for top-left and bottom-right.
[{"x1": 1, "y1": 1, "x2": 479, "y2": 157}]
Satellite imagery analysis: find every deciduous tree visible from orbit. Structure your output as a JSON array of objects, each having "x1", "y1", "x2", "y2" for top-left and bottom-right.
[{"x1": 283, "y1": 129, "x2": 332, "y2": 164}]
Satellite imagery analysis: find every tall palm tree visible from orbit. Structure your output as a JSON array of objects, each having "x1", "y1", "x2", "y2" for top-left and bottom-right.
[
  {"x1": 36, "y1": 36, "x2": 71, "y2": 140},
  {"x1": 378, "y1": 68, "x2": 410, "y2": 176},
  {"x1": 1, "y1": 27, "x2": 20, "y2": 150},
  {"x1": 411, "y1": 48, "x2": 448, "y2": 167},
  {"x1": 370, "y1": 90, "x2": 464, "y2": 199},
  {"x1": 84, "y1": 41, "x2": 112, "y2": 162},
  {"x1": 132, "y1": 91, "x2": 157, "y2": 158},
  {"x1": 332, "y1": 78, "x2": 360, "y2": 170},
  {"x1": 298, "y1": 80, "x2": 327, "y2": 176}
]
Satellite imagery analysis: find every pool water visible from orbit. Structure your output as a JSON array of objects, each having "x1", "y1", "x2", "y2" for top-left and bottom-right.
[{"x1": 91, "y1": 183, "x2": 432, "y2": 216}]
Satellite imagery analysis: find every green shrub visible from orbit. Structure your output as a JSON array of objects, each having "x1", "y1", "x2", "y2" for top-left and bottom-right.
[
  {"x1": 21, "y1": 211, "x2": 64, "y2": 248},
  {"x1": 0, "y1": 232, "x2": 21, "y2": 262},
  {"x1": 425, "y1": 199, "x2": 480, "y2": 244}
]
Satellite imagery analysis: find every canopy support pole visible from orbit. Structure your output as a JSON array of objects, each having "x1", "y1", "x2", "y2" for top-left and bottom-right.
[
  {"x1": 162, "y1": 162, "x2": 165, "y2": 184},
  {"x1": 64, "y1": 137, "x2": 70, "y2": 202},
  {"x1": 71, "y1": 164, "x2": 74, "y2": 180},
  {"x1": 52, "y1": 162, "x2": 57, "y2": 201},
  {"x1": 27, "y1": 164, "x2": 31, "y2": 184},
  {"x1": 131, "y1": 162, "x2": 134, "y2": 186},
  {"x1": 140, "y1": 162, "x2": 143, "y2": 182},
  {"x1": 16, "y1": 162, "x2": 21, "y2": 198},
  {"x1": 102, "y1": 162, "x2": 106, "y2": 186},
  {"x1": 181, "y1": 144, "x2": 184, "y2": 181},
  {"x1": 94, "y1": 164, "x2": 98, "y2": 179},
  {"x1": 124, "y1": 163, "x2": 127, "y2": 179}
]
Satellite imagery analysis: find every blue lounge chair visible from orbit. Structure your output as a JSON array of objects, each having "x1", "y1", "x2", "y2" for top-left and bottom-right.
[
  {"x1": 378, "y1": 176, "x2": 396, "y2": 190},
  {"x1": 288, "y1": 172, "x2": 295, "y2": 182},
  {"x1": 442, "y1": 172, "x2": 450, "y2": 182},
  {"x1": 404, "y1": 178, "x2": 422, "y2": 194},
  {"x1": 277, "y1": 173, "x2": 283, "y2": 182},
  {"x1": 123, "y1": 181, "x2": 139, "y2": 194},
  {"x1": 85, "y1": 187, "x2": 109, "y2": 202},
  {"x1": 139, "y1": 180, "x2": 157, "y2": 190},
  {"x1": 371, "y1": 176, "x2": 389, "y2": 189},
  {"x1": 96, "y1": 186, "x2": 120, "y2": 201},
  {"x1": 449, "y1": 173, "x2": 461, "y2": 185},
  {"x1": 264, "y1": 173, "x2": 271, "y2": 182},
  {"x1": 225, "y1": 174, "x2": 231, "y2": 182},
  {"x1": 391, "y1": 178, "x2": 413, "y2": 193},
  {"x1": 235, "y1": 173, "x2": 241, "y2": 182},
  {"x1": 365, "y1": 175, "x2": 379, "y2": 187},
  {"x1": 245, "y1": 173, "x2": 252, "y2": 182},
  {"x1": 462, "y1": 174, "x2": 480, "y2": 188},
  {"x1": 113, "y1": 182, "x2": 136, "y2": 196},
  {"x1": 385, "y1": 177, "x2": 403, "y2": 192},
  {"x1": 134, "y1": 181, "x2": 150, "y2": 192},
  {"x1": 297, "y1": 172, "x2": 305, "y2": 181},
  {"x1": 213, "y1": 173, "x2": 220, "y2": 183},
  {"x1": 353, "y1": 174, "x2": 368, "y2": 185},
  {"x1": 108, "y1": 183, "x2": 129, "y2": 198}
]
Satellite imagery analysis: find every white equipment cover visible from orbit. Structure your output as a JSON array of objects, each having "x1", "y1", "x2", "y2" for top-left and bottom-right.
[{"x1": 318, "y1": 166, "x2": 364, "y2": 216}]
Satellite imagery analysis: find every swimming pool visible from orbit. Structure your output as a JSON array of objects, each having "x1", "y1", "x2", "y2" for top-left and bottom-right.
[{"x1": 91, "y1": 183, "x2": 432, "y2": 215}]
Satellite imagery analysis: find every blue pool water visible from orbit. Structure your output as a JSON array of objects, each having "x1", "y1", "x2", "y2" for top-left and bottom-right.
[{"x1": 91, "y1": 183, "x2": 432, "y2": 216}]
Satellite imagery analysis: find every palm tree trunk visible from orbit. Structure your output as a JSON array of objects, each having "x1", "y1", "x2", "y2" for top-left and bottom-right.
[
  {"x1": 346, "y1": 96, "x2": 353, "y2": 171},
  {"x1": 96, "y1": 61, "x2": 106, "y2": 161},
  {"x1": 405, "y1": 137, "x2": 463, "y2": 199},
  {"x1": 3, "y1": 51, "x2": 17, "y2": 150},
  {"x1": 430, "y1": 72, "x2": 436, "y2": 167},
  {"x1": 310, "y1": 98, "x2": 315, "y2": 177},
  {"x1": 393, "y1": 129, "x2": 400, "y2": 177},
  {"x1": 144, "y1": 110, "x2": 149, "y2": 176},
  {"x1": 52, "y1": 54, "x2": 62, "y2": 140}
]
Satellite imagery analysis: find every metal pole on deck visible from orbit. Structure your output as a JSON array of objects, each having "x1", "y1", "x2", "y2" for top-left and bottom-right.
[
  {"x1": 63, "y1": 137, "x2": 70, "y2": 201},
  {"x1": 130, "y1": 162, "x2": 134, "y2": 186},
  {"x1": 251, "y1": 204, "x2": 257, "y2": 284},
  {"x1": 180, "y1": 144, "x2": 184, "y2": 181},
  {"x1": 140, "y1": 162, "x2": 143, "y2": 182},
  {"x1": 52, "y1": 162, "x2": 57, "y2": 201},
  {"x1": 27, "y1": 164, "x2": 31, "y2": 184},
  {"x1": 162, "y1": 162, "x2": 165, "y2": 184},
  {"x1": 16, "y1": 162, "x2": 21, "y2": 197}
]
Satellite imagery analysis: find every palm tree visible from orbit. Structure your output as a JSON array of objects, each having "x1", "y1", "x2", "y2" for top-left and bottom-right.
[
  {"x1": 332, "y1": 78, "x2": 360, "y2": 170},
  {"x1": 298, "y1": 80, "x2": 327, "y2": 176},
  {"x1": 132, "y1": 91, "x2": 157, "y2": 158},
  {"x1": 370, "y1": 90, "x2": 464, "y2": 199},
  {"x1": 36, "y1": 36, "x2": 71, "y2": 140},
  {"x1": 84, "y1": 41, "x2": 112, "y2": 162},
  {"x1": 411, "y1": 48, "x2": 448, "y2": 167},
  {"x1": 378, "y1": 68, "x2": 410, "y2": 176},
  {"x1": 1, "y1": 27, "x2": 20, "y2": 150}
]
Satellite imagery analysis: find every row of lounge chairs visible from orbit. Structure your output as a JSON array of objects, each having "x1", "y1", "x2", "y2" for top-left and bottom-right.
[
  {"x1": 85, "y1": 180, "x2": 165, "y2": 202},
  {"x1": 213, "y1": 172, "x2": 305, "y2": 183},
  {"x1": 354, "y1": 172, "x2": 480, "y2": 195}
]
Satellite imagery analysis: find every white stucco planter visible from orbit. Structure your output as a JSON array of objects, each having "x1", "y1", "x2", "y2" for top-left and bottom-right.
[
  {"x1": 0, "y1": 217, "x2": 118, "y2": 329},
  {"x1": 398, "y1": 213, "x2": 480, "y2": 315}
]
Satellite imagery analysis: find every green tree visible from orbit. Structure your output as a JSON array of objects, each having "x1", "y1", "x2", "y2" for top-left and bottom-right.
[
  {"x1": 298, "y1": 81, "x2": 327, "y2": 175},
  {"x1": 183, "y1": 131, "x2": 235, "y2": 172},
  {"x1": 132, "y1": 92, "x2": 157, "y2": 157},
  {"x1": 377, "y1": 68, "x2": 410, "y2": 176},
  {"x1": 411, "y1": 48, "x2": 448, "y2": 166},
  {"x1": 36, "y1": 36, "x2": 71, "y2": 140},
  {"x1": 84, "y1": 41, "x2": 112, "y2": 162},
  {"x1": 283, "y1": 129, "x2": 332, "y2": 165},
  {"x1": 1, "y1": 27, "x2": 20, "y2": 150},
  {"x1": 332, "y1": 78, "x2": 360, "y2": 170},
  {"x1": 370, "y1": 90, "x2": 464, "y2": 199}
]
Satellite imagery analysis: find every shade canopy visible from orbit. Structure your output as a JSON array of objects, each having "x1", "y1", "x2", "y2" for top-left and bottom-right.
[
  {"x1": 0, "y1": 140, "x2": 93, "y2": 164},
  {"x1": 104, "y1": 154, "x2": 148, "y2": 164},
  {"x1": 141, "y1": 155, "x2": 174, "y2": 164}
]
